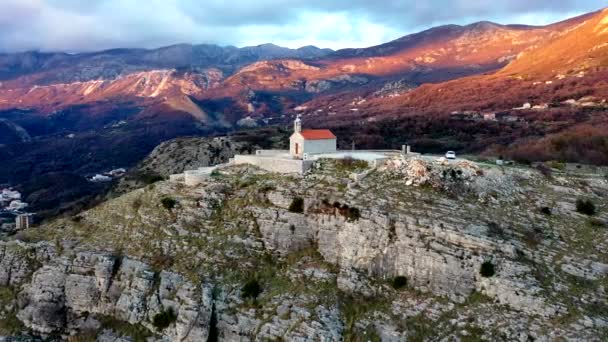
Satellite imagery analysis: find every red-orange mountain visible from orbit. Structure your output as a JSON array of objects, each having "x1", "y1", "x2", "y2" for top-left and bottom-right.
[
  {"x1": 1, "y1": 8, "x2": 608, "y2": 196},
  {"x1": 0, "y1": 10, "x2": 597, "y2": 120}
]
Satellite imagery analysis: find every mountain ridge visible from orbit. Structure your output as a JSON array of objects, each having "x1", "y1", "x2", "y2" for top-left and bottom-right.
[{"x1": 1, "y1": 9, "x2": 607, "y2": 216}]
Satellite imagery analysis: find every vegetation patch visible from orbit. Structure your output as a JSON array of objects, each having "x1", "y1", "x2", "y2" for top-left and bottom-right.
[
  {"x1": 161, "y1": 197, "x2": 177, "y2": 210},
  {"x1": 0, "y1": 287, "x2": 22, "y2": 336},
  {"x1": 487, "y1": 222, "x2": 506, "y2": 239},
  {"x1": 575, "y1": 199, "x2": 596, "y2": 216},
  {"x1": 331, "y1": 202, "x2": 361, "y2": 222},
  {"x1": 391, "y1": 276, "x2": 408, "y2": 290},
  {"x1": 134, "y1": 172, "x2": 164, "y2": 185},
  {"x1": 535, "y1": 164, "x2": 553, "y2": 178},
  {"x1": 480, "y1": 261, "x2": 496, "y2": 278},
  {"x1": 150, "y1": 253, "x2": 175, "y2": 271},
  {"x1": 241, "y1": 279, "x2": 263, "y2": 300},
  {"x1": 588, "y1": 218, "x2": 606, "y2": 228},
  {"x1": 99, "y1": 315, "x2": 152, "y2": 341},
  {"x1": 523, "y1": 227, "x2": 544, "y2": 248},
  {"x1": 340, "y1": 295, "x2": 390, "y2": 341},
  {"x1": 152, "y1": 308, "x2": 177, "y2": 331},
  {"x1": 288, "y1": 197, "x2": 305, "y2": 213},
  {"x1": 131, "y1": 197, "x2": 143, "y2": 211},
  {"x1": 335, "y1": 157, "x2": 369, "y2": 173}
]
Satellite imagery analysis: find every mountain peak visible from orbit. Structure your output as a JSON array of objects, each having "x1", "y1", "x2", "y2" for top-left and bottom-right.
[{"x1": 466, "y1": 21, "x2": 503, "y2": 30}]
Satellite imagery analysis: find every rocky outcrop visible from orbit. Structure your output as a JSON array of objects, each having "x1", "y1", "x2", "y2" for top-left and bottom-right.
[
  {"x1": 4, "y1": 247, "x2": 213, "y2": 340},
  {"x1": 0, "y1": 241, "x2": 348, "y2": 341},
  {"x1": 0, "y1": 159, "x2": 606, "y2": 340},
  {"x1": 113, "y1": 137, "x2": 251, "y2": 194},
  {"x1": 304, "y1": 75, "x2": 369, "y2": 93}
]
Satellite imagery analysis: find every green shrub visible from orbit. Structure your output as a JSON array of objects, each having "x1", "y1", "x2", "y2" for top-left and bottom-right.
[
  {"x1": 487, "y1": 222, "x2": 505, "y2": 238},
  {"x1": 151, "y1": 254, "x2": 174, "y2": 270},
  {"x1": 137, "y1": 172, "x2": 164, "y2": 185},
  {"x1": 335, "y1": 157, "x2": 369, "y2": 172},
  {"x1": 161, "y1": 197, "x2": 177, "y2": 210},
  {"x1": 288, "y1": 197, "x2": 304, "y2": 213},
  {"x1": 576, "y1": 199, "x2": 596, "y2": 216},
  {"x1": 99, "y1": 315, "x2": 151, "y2": 341},
  {"x1": 524, "y1": 227, "x2": 544, "y2": 248},
  {"x1": 547, "y1": 161, "x2": 565, "y2": 170},
  {"x1": 331, "y1": 201, "x2": 361, "y2": 222},
  {"x1": 391, "y1": 276, "x2": 408, "y2": 290},
  {"x1": 346, "y1": 207, "x2": 361, "y2": 222},
  {"x1": 241, "y1": 279, "x2": 262, "y2": 299},
  {"x1": 480, "y1": 261, "x2": 496, "y2": 278},
  {"x1": 152, "y1": 308, "x2": 177, "y2": 330},
  {"x1": 536, "y1": 164, "x2": 552, "y2": 178},
  {"x1": 588, "y1": 218, "x2": 606, "y2": 228},
  {"x1": 132, "y1": 198, "x2": 143, "y2": 210}
]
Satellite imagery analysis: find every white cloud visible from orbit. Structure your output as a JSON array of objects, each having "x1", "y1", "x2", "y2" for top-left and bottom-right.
[{"x1": 0, "y1": 0, "x2": 604, "y2": 52}]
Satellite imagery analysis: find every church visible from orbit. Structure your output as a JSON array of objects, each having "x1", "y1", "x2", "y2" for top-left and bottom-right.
[{"x1": 289, "y1": 115, "x2": 337, "y2": 159}]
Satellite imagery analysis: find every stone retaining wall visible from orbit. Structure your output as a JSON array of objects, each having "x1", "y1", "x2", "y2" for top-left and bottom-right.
[{"x1": 233, "y1": 155, "x2": 313, "y2": 174}]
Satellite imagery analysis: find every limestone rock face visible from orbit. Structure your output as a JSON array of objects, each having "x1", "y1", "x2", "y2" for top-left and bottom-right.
[
  {"x1": 255, "y1": 205, "x2": 516, "y2": 302},
  {"x1": 18, "y1": 265, "x2": 68, "y2": 334},
  {"x1": 0, "y1": 160, "x2": 606, "y2": 340},
  {"x1": 0, "y1": 243, "x2": 38, "y2": 287},
  {"x1": 5, "y1": 246, "x2": 213, "y2": 341}
]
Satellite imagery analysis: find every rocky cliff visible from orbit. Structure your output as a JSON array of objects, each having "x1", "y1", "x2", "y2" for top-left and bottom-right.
[{"x1": 1, "y1": 158, "x2": 607, "y2": 340}]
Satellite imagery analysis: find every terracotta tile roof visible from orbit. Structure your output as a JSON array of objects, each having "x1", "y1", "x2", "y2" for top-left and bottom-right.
[{"x1": 299, "y1": 129, "x2": 336, "y2": 140}]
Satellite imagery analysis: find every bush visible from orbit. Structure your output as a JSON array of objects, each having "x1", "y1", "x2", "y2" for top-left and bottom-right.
[
  {"x1": 336, "y1": 157, "x2": 369, "y2": 172},
  {"x1": 241, "y1": 279, "x2": 262, "y2": 299},
  {"x1": 161, "y1": 197, "x2": 177, "y2": 210},
  {"x1": 288, "y1": 197, "x2": 304, "y2": 213},
  {"x1": 536, "y1": 164, "x2": 552, "y2": 178},
  {"x1": 136, "y1": 172, "x2": 164, "y2": 185},
  {"x1": 487, "y1": 222, "x2": 505, "y2": 238},
  {"x1": 391, "y1": 276, "x2": 408, "y2": 289},
  {"x1": 152, "y1": 308, "x2": 177, "y2": 330},
  {"x1": 523, "y1": 228, "x2": 544, "y2": 248},
  {"x1": 151, "y1": 254, "x2": 174, "y2": 270},
  {"x1": 132, "y1": 198, "x2": 143, "y2": 210},
  {"x1": 480, "y1": 261, "x2": 496, "y2": 278},
  {"x1": 588, "y1": 218, "x2": 606, "y2": 228},
  {"x1": 331, "y1": 201, "x2": 361, "y2": 222},
  {"x1": 346, "y1": 207, "x2": 361, "y2": 222},
  {"x1": 575, "y1": 199, "x2": 596, "y2": 216}
]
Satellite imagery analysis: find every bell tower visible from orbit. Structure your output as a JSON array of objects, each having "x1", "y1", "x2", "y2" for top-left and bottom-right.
[{"x1": 294, "y1": 114, "x2": 302, "y2": 133}]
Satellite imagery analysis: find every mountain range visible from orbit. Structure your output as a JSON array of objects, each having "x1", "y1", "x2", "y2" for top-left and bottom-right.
[{"x1": 1, "y1": 8, "x2": 607, "y2": 214}]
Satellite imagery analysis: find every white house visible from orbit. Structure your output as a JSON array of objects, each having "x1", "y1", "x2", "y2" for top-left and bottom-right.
[
  {"x1": 289, "y1": 115, "x2": 337, "y2": 159},
  {"x1": 16, "y1": 213, "x2": 34, "y2": 230}
]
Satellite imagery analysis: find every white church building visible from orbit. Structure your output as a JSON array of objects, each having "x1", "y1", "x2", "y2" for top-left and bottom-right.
[
  {"x1": 172, "y1": 115, "x2": 407, "y2": 183},
  {"x1": 289, "y1": 115, "x2": 337, "y2": 159}
]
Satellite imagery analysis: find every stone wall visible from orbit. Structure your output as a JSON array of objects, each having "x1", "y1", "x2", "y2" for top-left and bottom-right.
[{"x1": 233, "y1": 155, "x2": 314, "y2": 174}]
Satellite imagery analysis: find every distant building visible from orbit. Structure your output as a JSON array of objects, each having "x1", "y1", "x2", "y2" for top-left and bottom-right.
[
  {"x1": 8, "y1": 200, "x2": 28, "y2": 211},
  {"x1": 15, "y1": 214, "x2": 34, "y2": 229},
  {"x1": 90, "y1": 174, "x2": 112, "y2": 182},
  {"x1": 0, "y1": 189, "x2": 21, "y2": 202},
  {"x1": 483, "y1": 113, "x2": 496, "y2": 121},
  {"x1": 106, "y1": 168, "x2": 127, "y2": 177},
  {"x1": 289, "y1": 115, "x2": 337, "y2": 159}
]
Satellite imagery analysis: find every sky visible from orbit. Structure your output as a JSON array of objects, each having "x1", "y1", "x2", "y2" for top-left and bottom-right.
[{"x1": 0, "y1": 0, "x2": 605, "y2": 52}]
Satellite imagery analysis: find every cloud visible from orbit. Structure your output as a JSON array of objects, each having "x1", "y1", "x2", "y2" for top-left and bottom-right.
[{"x1": 0, "y1": 0, "x2": 604, "y2": 52}]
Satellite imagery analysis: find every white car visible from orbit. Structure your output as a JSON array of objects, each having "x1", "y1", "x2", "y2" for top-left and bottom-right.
[{"x1": 445, "y1": 151, "x2": 457, "y2": 160}]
